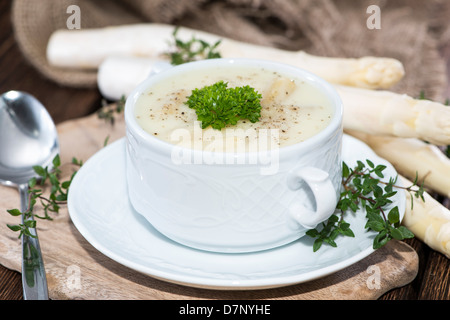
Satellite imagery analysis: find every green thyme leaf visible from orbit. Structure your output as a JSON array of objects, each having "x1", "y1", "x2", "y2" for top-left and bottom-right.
[
  {"x1": 387, "y1": 207, "x2": 400, "y2": 225},
  {"x1": 32, "y1": 165, "x2": 46, "y2": 177},
  {"x1": 373, "y1": 230, "x2": 389, "y2": 249},
  {"x1": 7, "y1": 224, "x2": 22, "y2": 232},
  {"x1": 313, "y1": 239, "x2": 323, "y2": 252},
  {"x1": 7, "y1": 209, "x2": 22, "y2": 217},
  {"x1": 398, "y1": 226, "x2": 415, "y2": 239},
  {"x1": 53, "y1": 154, "x2": 61, "y2": 167}
]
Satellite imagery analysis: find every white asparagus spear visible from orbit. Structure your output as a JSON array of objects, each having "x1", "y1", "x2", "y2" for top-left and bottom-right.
[
  {"x1": 96, "y1": 55, "x2": 450, "y2": 146},
  {"x1": 46, "y1": 23, "x2": 405, "y2": 89},
  {"x1": 347, "y1": 130, "x2": 450, "y2": 198},
  {"x1": 337, "y1": 85, "x2": 450, "y2": 146},
  {"x1": 400, "y1": 176, "x2": 450, "y2": 258},
  {"x1": 97, "y1": 56, "x2": 171, "y2": 100}
]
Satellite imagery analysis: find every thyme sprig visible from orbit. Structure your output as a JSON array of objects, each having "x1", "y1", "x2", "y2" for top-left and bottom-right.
[
  {"x1": 306, "y1": 160, "x2": 422, "y2": 252},
  {"x1": 97, "y1": 95, "x2": 126, "y2": 125},
  {"x1": 165, "y1": 26, "x2": 222, "y2": 65},
  {"x1": 6, "y1": 155, "x2": 82, "y2": 238}
]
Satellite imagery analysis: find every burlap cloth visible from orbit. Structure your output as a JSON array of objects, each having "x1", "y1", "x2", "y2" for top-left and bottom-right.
[{"x1": 11, "y1": 0, "x2": 450, "y2": 101}]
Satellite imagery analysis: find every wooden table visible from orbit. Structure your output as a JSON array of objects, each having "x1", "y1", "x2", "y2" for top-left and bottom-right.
[{"x1": 0, "y1": 0, "x2": 449, "y2": 300}]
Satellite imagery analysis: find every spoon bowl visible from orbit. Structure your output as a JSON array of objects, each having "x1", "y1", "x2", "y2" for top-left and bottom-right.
[
  {"x1": 0, "y1": 90, "x2": 59, "y2": 300},
  {"x1": 0, "y1": 91, "x2": 59, "y2": 184}
]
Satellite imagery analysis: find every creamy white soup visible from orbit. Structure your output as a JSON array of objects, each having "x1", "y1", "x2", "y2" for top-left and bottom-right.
[{"x1": 134, "y1": 65, "x2": 333, "y2": 152}]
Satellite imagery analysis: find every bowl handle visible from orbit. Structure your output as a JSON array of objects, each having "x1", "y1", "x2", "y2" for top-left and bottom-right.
[{"x1": 287, "y1": 167, "x2": 337, "y2": 229}]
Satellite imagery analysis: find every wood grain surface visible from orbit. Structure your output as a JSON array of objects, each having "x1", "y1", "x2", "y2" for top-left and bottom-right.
[
  {"x1": 0, "y1": 0, "x2": 449, "y2": 300},
  {"x1": 0, "y1": 112, "x2": 419, "y2": 300}
]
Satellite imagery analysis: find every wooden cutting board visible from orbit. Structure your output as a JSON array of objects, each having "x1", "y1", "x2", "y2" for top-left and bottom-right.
[{"x1": 0, "y1": 110, "x2": 418, "y2": 300}]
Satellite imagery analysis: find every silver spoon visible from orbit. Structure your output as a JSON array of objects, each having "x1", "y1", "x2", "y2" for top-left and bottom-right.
[{"x1": 0, "y1": 91, "x2": 59, "y2": 300}]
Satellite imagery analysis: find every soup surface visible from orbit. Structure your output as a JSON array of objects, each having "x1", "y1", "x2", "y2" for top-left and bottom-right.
[{"x1": 134, "y1": 65, "x2": 333, "y2": 152}]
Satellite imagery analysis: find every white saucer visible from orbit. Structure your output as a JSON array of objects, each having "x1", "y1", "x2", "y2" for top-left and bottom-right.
[{"x1": 68, "y1": 134, "x2": 405, "y2": 290}]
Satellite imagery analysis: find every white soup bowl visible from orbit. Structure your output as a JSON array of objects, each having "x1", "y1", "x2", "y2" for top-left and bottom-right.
[{"x1": 125, "y1": 58, "x2": 343, "y2": 253}]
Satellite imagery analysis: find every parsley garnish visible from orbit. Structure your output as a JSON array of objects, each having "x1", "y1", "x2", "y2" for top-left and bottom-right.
[
  {"x1": 306, "y1": 159, "x2": 421, "y2": 252},
  {"x1": 185, "y1": 81, "x2": 262, "y2": 130}
]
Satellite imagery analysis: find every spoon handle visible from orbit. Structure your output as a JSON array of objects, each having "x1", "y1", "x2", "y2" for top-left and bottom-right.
[{"x1": 19, "y1": 183, "x2": 49, "y2": 300}]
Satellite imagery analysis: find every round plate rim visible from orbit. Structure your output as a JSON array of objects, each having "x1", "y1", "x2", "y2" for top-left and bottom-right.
[{"x1": 67, "y1": 135, "x2": 405, "y2": 290}]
